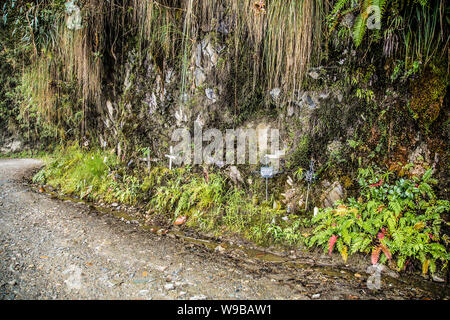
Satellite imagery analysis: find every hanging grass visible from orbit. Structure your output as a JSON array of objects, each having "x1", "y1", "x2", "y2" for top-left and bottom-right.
[{"x1": 17, "y1": 0, "x2": 326, "y2": 130}]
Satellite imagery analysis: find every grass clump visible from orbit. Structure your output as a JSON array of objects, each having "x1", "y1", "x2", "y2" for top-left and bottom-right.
[
  {"x1": 34, "y1": 144, "x2": 307, "y2": 247},
  {"x1": 150, "y1": 166, "x2": 306, "y2": 246},
  {"x1": 33, "y1": 143, "x2": 125, "y2": 203}
]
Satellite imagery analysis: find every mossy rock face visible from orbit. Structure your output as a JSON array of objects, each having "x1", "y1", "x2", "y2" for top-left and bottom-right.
[{"x1": 409, "y1": 67, "x2": 447, "y2": 128}]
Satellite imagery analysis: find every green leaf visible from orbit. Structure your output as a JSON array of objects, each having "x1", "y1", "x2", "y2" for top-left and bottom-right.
[
  {"x1": 422, "y1": 168, "x2": 432, "y2": 183},
  {"x1": 352, "y1": 15, "x2": 367, "y2": 47}
]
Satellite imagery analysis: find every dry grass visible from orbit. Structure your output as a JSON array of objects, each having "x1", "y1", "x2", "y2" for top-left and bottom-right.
[
  {"x1": 23, "y1": 0, "x2": 326, "y2": 136},
  {"x1": 196, "y1": 0, "x2": 326, "y2": 99}
]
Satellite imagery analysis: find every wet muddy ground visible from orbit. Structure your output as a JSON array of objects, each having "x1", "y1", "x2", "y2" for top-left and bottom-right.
[{"x1": 0, "y1": 159, "x2": 448, "y2": 300}]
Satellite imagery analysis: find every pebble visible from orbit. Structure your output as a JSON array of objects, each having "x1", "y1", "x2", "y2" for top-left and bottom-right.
[
  {"x1": 215, "y1": 245, "x2": 226, "y2": 253},
  {"x1": 311, "y1": 293, "x2": 321, "y2": 299},
  {"x1": 164, "y1": 283, "x2": 175, "y2": 291},
  {"x1": 190, "y1": 294, "x2": 207, "y2": 300},
  {"x1": 155, "y1": 266, "x2": 168, "y2": 272},
  {"x1": 8, "y1": 280, "x2": 17, "y2": 286},
  {"x1": 432, "y1": 274, "x2": 445, "y2": 283}
]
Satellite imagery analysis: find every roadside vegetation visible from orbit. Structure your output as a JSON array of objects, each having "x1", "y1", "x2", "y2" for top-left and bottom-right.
[
  {"x1": 33, "y1": 144, "x2": 303, "y2": 245},
  {"x1": 307, "y1": 165, "x2": 450, "y2": 276},
  {"x1": 33, "y1": 144, "x2": 449, "y2": 277}
]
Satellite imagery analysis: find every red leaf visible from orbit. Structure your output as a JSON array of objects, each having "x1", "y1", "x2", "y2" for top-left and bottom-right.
[
  {"x1": 380, "y1": 244, "x2": 392, "y2": 261},
  {"x1": 371, "y1": 246, "x2": 381, "y2": 265},
  {"x1": 369, "y1": 179, "x2": 384, "y2": 188},
  {"x1": 174, "y1": 216, "x2": 187, "y2": 226},
  {"x1": 404, "y1": 259, "x2": 410, "y2": 271},
  {"x1": 328, "y1": 235, "x2": 338, "y2": 256},
  {"x1": 377, "y1": 232, "x2": 385, "y2": 240}
]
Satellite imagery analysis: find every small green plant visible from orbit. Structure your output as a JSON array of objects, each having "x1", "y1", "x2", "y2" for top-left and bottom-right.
[
  {"x1": 355, "y1": 88, "x2": 375, "y2": 103},
  {"x1": 306, "y1": 164, "x2": 449, "y2": 275},
  {"x1": 390, "y1": 60, "x2": 421, "y2": 82}
]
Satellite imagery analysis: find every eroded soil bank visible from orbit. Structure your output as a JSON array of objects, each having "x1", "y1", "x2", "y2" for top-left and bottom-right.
[{"x1": 0, "y1": 159, "x2": 448, "y2": 300}]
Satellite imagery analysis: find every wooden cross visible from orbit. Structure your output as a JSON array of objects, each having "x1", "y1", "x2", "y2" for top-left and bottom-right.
[{"x1": 165, "y1": 146, "x2": 177, "y2": 170}]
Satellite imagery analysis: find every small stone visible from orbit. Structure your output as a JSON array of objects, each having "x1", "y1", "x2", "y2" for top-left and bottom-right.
[
  {"x1": 179, "y1": 291, "x2": 187, "y2": 296},
  {"x1": 228, "y1": 166, "x2": 244, "y2": 185},
  {"x1": 190, "y1": 294, "x2": 207, "y2": 300},
  {"x1": 308, "y1": 71, "x2": 320, "y2": 80},
  {"x1": 311, "y1": 293, "x2": 321, "y2": 299},
  {"x1": 8, "y1": 280, "x2": 17, "y2": 286},
  {"x1": 164, "y1": 283, "x2": 175, "y2": 291},
  {"x1": 270, "y1": 88, "x2": 281, "y2": 100},
  {"x1": 205, "y1": 88, "x2": 217, "y2": 102},
  {"x1": 432, "y1": 274, "x2": 445, "y2": 283},
  {"x1": 108, "y1": 279, "x2": 123, "y2": 287},
  {"x1": 155, "y1": 265, "x2": 168, "y2": 272},
  {"x1": 194, "y1": 68, "x2": 206, "y2": 87},
  {"x1": 111, "y1": 203, "x2": 119, "y2": 207},
  {"x1": 139, "y1": 290, "x2": 149, "y2": 295},
  {"x1": 215, "y1": 245, "x2": 226, "y2": 253}
]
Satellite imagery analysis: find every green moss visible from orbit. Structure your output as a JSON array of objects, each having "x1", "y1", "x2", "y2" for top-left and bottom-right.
[
  {"x1": 288, "y1": 135, "x2": 310, "y2": 169},
  {"x1": 409, "y1": 66, "x2": 447, "y2": 128}
]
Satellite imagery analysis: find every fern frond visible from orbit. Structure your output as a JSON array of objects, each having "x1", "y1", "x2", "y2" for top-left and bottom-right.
[
  {"x1": 352, "y1": 14, "x2": 367, "y2": 47},
  {"x1": 330, "y1": 0, "x2": 351, "y2": 16},
  {"x1": 371, "y1": 245, "x2": 381, "y2": 264}
]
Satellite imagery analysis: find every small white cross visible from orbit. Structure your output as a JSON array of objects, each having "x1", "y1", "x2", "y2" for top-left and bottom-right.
[
  {"x1": 265, "y1": 150, "x2": 285, "y2": 160},
  {"x1": 165, "y1": 146, "x2": 177, "y2": 170}
]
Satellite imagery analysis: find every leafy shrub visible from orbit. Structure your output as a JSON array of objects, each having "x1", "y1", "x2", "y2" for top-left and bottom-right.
[{"x1": 306, "y1": 164, "x2": 449, "y2": 275}]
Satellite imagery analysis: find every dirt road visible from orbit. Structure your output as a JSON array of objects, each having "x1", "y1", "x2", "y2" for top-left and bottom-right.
[{"x1": 0, "y1": 159, "x2": 448, "y2": 300}]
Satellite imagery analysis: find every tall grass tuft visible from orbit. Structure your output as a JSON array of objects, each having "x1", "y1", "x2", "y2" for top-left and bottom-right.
[
  {"x1": 19, "y1": 0, "x2": 326, "y2": 139},
  {"x1": 198, "y1": 0, "x2": 326, "y2": 100}
]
